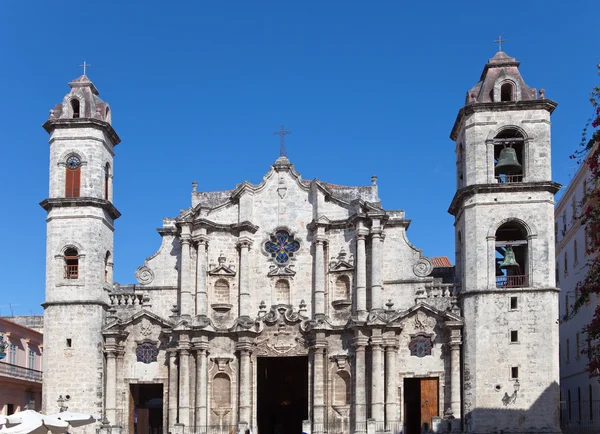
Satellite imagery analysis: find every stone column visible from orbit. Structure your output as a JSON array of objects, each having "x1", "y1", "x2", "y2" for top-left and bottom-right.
[
  {"x1": 237, "y1": 238, "x2": 252, "y2": 317},
  {"x1": 179, "y1": 348, "x2": 191, "y2": 427},
  {"x1": 370, "y1": 333, "x2": 384, "y2": 422},
  {"x1": 168, "y1": 351, "x2": 179, "y2": 428},
  {"x1": 195, "y1": 237, "x2": 209, "y2": 316},
  {"x1": 312, "y1": 345, "x2": 326, "y2": 431},
  {"x1": 356, "y1": 223, "x2": 368, "y2": 319},
  {"x1": 353, "y1": 335, "x2": 369, "y2": 433},
  {"x1": 180, "y1": 236, "x2": 193, "y2": 317},
  {"x1": 450, "y1": 343, "x2": 461, "y2": 418},
  {"x1": 314, "y1": 238, "x2": 326, "y2": 318},
  {"x1": 384, "y1": 341, "x2": 399, "y2": 424},
  {"x1": 370, "y1": 223, "x2": 384, "y2": 311},
  {"x1": 238, "y1": 346, "x2": 252, "y2": 425},
  {"x1": 195, "y1": 345, "x2": 208, "y2": 430},
  {"x1": 105, "y1": 350, "x2": 118, "y2": 425}
]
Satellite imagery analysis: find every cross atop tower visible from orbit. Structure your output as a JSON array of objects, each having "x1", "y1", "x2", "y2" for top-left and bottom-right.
[
  {"x1": 494, "y1": 35, "x2": 506, "y2": 52},
  {"x1": 79, "y1": 60, "x2": 91, "y2": 76},
  {"x1": 274, "y1": 125, "x2": 291, "y2": 157}
]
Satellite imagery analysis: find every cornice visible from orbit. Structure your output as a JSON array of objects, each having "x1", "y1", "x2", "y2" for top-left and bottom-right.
[
  {"x1": 450, "y1": 99, "x2": 558, "y2": 141},
  {"x1": 43, "y1": 118, "x2": 121, "y2": 146},
  {"x1": 448, "y1": 181, "x2": 561, "y2": 216},
  {"x1": 40, "y1": 197, "x2": 121, "y2": 220}
]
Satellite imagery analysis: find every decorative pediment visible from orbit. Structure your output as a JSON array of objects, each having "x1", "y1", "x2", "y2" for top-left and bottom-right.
[
  {"x1": 267, "y1": 264, "x2": 296, "y2": 276},
  {"x1": 329, "y1": 247, "x2": 355, "y2": 272},
  {"x1": 103, "y1": 309, "x2": 173, "y2": 334},
  {"x1": 208, "y1": 252, "x2": 236, "y2": 276},
  {"x1": 386, "y1": 302, "x2": 463, "y2": 331},
  {"x1": 254, "y1": 321, "x2": 308, "y2": 357}
]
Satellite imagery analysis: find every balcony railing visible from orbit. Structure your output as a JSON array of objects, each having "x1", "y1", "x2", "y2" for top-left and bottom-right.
[
  {"x1": 0, "y1": 362, "x2": 42, "y2": 382},
  {"x1": 64, "y1": 265, "x2": 78, "y2": 279},
  {"x1": 496, "y1": 275, "x2": 529, "y2": 288},
  {"x1": 496, "y1": 174, "x2": 523, "y2": 183}
]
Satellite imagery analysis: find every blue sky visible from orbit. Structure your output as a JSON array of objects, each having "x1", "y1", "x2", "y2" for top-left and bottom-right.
[{"x1": 0, "y1": 1, "x2": 598, "y2": 316}]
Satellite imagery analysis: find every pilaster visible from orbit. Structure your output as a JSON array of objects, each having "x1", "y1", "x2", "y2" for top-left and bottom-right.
[
  {"x1": 355, "y1": 221, "x2": 369, "y2": 320},
  {"x1": 194, "y1": 234, "x2": 209, "y2": 317},
  {"x1": 237, "y1": 237, "x2": 253, "y2": 318}
]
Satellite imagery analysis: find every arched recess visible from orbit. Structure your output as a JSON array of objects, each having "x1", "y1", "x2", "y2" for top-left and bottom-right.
[
  {"x1": 213, "y1": 279, "x2": 230, "y2": 304},
  {"x1": 70, "y1": 98, "x2": 81, "y2": 118},
  {"x1": 334, "y1": 371, "x2": 351, "y2": 405},
  {"x1": 64, "y1": 247, "x2": 80, "y2": 279},
  {"x1": 494, "y1": 220, "x2": 529, "y2": 288},
  {"x1": 493, "y1": 128, "x2": 525, "y2": 183},
  {"x1": 104, "y1": 251, "x2": 112, "y2": 283},
  {"x1": 494, "y1": 78, "x2": 521, "y2": 102},
  {"x1": 212, "y1": 373, "x2": 231, "y2": 409},
  {"x1": 334, "y1": 275, "x2": 350, "y2": 301},
  {"x1": 274, "y1": 279, "x2": 290, "y2": 304},
  {"x1": 104, "y1": 163, "x2": 111, "y2": 201}
]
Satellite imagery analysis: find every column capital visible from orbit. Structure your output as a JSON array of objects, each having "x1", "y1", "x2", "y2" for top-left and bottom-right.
[
  {"x1": 370, "y1": 227, "x2": 384, "y2": 237},
  {"x1": 193, "y1": 235, "x2": 210, "y2": 246},
  {"x1": 236, "y1": 237, "x2": 253, "y2": 249},
  {"x1": 355, "y1": 229, "x2": 369, "y2": 239},
  {"x1": 236, "y1": 342, "x2": 254, "y2": 354},
  {"x1": 450, "y1": 341, "x2": 462, "y2": 349},
  {"x1": 369, "y1": 336, "x2": 384, "y2": 348},
  {"x1": 352, "y1": 337, "x2": 369, "y2": 349},
  {"x1": 180, "y1": 235, "x2": 192, "y2": 245},
  {"x1": 314, "y1": 236, "x2": 328, "y2": 245},
  {"x1": 384, "y1": 337, "x2": 399, "y2": 349}
]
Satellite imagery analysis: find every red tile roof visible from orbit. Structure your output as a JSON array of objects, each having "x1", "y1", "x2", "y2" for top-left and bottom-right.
[{"x1": 431, "y1": 256, "x2": 452, "y2": 267}]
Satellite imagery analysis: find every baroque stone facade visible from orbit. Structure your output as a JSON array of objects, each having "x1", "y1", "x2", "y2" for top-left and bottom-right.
[{"x1": 41, "y1": 51, "x2": 561, "y2": 434}]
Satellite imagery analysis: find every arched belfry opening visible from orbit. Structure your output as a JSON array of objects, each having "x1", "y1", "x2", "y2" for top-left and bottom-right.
[
  {"x1": 494, "y1": 129, "x2": 524, "y2": 183},
  {"x1": 70, "y1": 99, "x2": 80, "y2": 118},
  {"x1": 495, "y1": 221, "x2": 528, "y2": 288},
  {"x1": 500, "y1": 82, "x2": 514, "y2": 102}
]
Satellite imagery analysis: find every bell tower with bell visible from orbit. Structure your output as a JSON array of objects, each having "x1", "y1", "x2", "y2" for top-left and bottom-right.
[
  {"x1": 41, "y1": 69, "x2": 120, "y2": 423},
  {"x1": 449, "y1": 50, "x2": 561, "y2": 432}
]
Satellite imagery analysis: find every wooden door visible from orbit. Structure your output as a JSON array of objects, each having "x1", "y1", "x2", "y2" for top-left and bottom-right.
[
  {"x1": 420, "y1": 378, "x2": 439, "y2": 430},
  {"x1": 129, "y1": 387, "x2": 135, "y2": 434},
  {"x1": 137, "y1": 408, "x2": 150, "y2": 434}
]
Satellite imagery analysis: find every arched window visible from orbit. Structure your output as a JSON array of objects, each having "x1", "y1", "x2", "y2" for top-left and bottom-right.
[
  {"x1": 495, "y1": 221, "x2": 528, "y2": 288},
  {"x1": 212, "y1": 373, "x2": 231, "y2": 409},
  {"x1": 494, "y1": 129, "x2": 524, "y2": 183},
  {"x1": 104, "y1": 251, "x2": 111, "y2": 283},
  {"x1": 70, "y1": 99, "x2": 80, "y2": 118},
  {"x1": 574, "y1": 240, "x2": 578, "y2": 266},
  {"x1": 105, "y1": 106, "x2": 111, "y2": 124},
  {"x1": 556, "y1": 261, "x2": 560, "y2": 284},
  {"x1": 564, "y1": 252, "x2": 568, "y2": 277},
  {"x1": 334, "y1": 275, "x2": 350, "y2": 301},
  {"x1": 334, "y1": 371, "x2": 351, "y2": 405},
  {"x1": 64, "y1": 248, "x2": 79, "y2": 279},
  {"x1": 214, "y1": 279, "x2": 230, "y2": 304},
  {"x1": 104, "y1": 163, "x2": 110, "y2": 200},
  {"x1": 65, "y1": 155, "x2": 81, "y2": 198},
  {"x1": 275, "y1": 279, "x2": 290, "y2": 304},
  {"x1": 500, "y1": 82, "x2": 514, "y2": 102}
]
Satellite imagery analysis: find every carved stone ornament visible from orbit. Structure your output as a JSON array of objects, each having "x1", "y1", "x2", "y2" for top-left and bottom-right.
[
  {"x1": 140, "y1": 318, "x2": 153, "y2": 337},
  {"x1": 254, "y1": 321, "x2": 308, "y2": 357},
  {"x1": 413, "y1": 257, "x2": 433, "y2": 277},
  {"x1": 208, "y1": 253, "x2": 236, "y2": 277},
  {"x1": 329, "y1": 247, "x2": 355, "y2": 272},
  {"x1": 135, "y1": 265, "x2": 155, "y2": 285},
  {"x1": 413, "y1": 310, "x2": 436, "y2": 332}
]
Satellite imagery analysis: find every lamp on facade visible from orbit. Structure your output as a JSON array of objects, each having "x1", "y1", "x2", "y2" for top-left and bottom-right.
[
  {"x1": 0, "y1": 333, "x2": 7, "y2": 360},
  {"x1": 57, "y1": 395, "x2": 69, "y2": 412}
]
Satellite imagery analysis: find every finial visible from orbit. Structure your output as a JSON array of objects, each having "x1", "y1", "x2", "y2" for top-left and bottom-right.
[
  {"x1": 494, "y1": 35, "x2": 506, "y2": 52},
  {"x1": 79, "y1": 60, "x2": 91, "y2": 76},
  {"x1": 273, "y1": 125, "x2": 291, "y2": 157},
  {"x1": 192, "y1": 181, "x2": 198, "y2": 192},
  {"x1": 539, "y1": 88, "x2": 545, "y2": 100},
  {"x1": 371, "y1": 175, "x2": 378, "y2": 186}
]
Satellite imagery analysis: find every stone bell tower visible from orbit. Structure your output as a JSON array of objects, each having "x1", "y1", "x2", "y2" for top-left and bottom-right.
[
  {"x1": 41, "y1": 72, "x2": 120, "y2": 423},
  {"x1": 449, "y1": 51, "x2": 561, "y2": 432}
]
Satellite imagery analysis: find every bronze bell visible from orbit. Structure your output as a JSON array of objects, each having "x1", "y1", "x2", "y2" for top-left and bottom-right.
[
  {"x1": 500, "y1": 246, "x2": 520, "y2": 269},
  {"x1": 495, "y1": 147, "x2": 522, "y2": 175}
]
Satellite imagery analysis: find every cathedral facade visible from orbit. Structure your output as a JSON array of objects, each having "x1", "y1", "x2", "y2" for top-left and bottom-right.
[{"x1": 41, "y1": 52, "x2": 561, "y2": 434}]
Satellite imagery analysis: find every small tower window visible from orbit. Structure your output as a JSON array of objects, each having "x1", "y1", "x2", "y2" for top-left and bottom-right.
[
  {"x1": 104, "y1": 251, "x2": 111, "y2": 283},
  {"x1": 494, "y1": 129, "x2": 524, "y2": 183},
  {"x1": 70, "y1": 99, "x2": 80, "y2": 119},
  {"x1": 275, "y1": 279, "x2": 290, "y2": 304},
  {"x1": 65, "y1": 155, "x2": 81, "y2": 198},
  {"x1": 64, "y1": 248, "x2": 79, "y2": 279},
  {"x1": 495, "y1": 221, "x2": 528, "y2": 288},
  {"x1": 104, "y1": 163, "x2": 110, "y2": 200},
  {"x1": 500, "y1": 83, "x2": 514, "y2": 102}
]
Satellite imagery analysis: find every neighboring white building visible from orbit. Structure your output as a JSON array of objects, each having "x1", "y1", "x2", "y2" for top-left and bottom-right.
[
  {"x1": 40, "y1": 51, "x2": 562, "y2": 434},
  {"x1": 556, "y1": 145, "x2": 599, "y2": 432}
]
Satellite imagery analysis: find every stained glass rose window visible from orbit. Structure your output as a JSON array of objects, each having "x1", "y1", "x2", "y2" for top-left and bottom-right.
[
  {"x1": 264, "y1": 230, "x2": 300, "y2": 264},
  {"x1": 136, "y1": 343, "x2": 159, "y2": 364}
]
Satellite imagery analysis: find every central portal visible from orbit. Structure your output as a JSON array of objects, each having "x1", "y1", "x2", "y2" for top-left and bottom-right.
[{"x1": 257, "y1": 356, "x2": 308, "y2": 434}]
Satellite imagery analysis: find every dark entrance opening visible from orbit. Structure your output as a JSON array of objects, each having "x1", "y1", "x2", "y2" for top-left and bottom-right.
[
  {"x1": 404, "y1": 378, "x2": 439, "y2": 434},
  {"x1": 130, "y1": 384, "x2": 163, "y2": 434},
  {"x1": 257, "y1": 356, "x2": 308, "y2": 434}
]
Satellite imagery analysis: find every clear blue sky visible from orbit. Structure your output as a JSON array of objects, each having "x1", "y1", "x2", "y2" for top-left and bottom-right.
[{"x1": 0, "y1": 1, "x2": 598, "y2": 316}]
